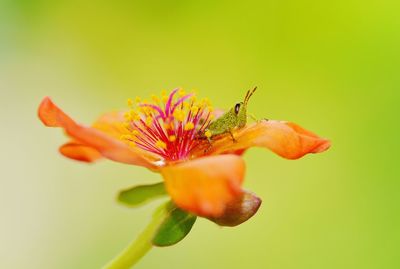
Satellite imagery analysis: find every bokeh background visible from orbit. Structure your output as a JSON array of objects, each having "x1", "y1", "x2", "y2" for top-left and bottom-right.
[{"x1": 1, "y1": 1, "x2": 399, "y2": 268}]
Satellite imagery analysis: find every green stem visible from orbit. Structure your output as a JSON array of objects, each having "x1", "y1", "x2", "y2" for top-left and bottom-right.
[{"x1": 102, "y1": 203, "x2": 169, "y2": 269}]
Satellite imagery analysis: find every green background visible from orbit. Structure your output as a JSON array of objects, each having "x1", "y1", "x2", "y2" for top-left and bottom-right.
[{"x1": 1, "y1": 1, "x2": 398, "y2": 268}]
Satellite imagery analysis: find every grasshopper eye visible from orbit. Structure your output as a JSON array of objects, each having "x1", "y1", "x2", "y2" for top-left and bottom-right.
[{"x1": 234, "y1": 103, "x2": 241, "y2": 114}]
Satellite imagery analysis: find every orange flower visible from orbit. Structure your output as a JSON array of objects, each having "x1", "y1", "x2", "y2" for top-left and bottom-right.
[{"x1": 38, "y1": 89, "x2": 330, "y2": 220}]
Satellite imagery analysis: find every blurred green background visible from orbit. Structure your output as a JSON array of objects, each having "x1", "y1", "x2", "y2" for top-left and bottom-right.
[{"x1": 1, "y1": 0, "x2": 399, "y2": 268}]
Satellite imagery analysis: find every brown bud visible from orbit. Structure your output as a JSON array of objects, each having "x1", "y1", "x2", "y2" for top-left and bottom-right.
[{"x1": 208, "y1": 190, "x2": 262, "y2": 227}]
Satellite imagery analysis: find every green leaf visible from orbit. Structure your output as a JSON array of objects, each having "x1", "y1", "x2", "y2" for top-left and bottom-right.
[
  {"x1": 118, "y1": 182, "x2": 167, "y2": 207},
  {"x1": 152, "y1": 203, "x2": 197, "y2": 247}
]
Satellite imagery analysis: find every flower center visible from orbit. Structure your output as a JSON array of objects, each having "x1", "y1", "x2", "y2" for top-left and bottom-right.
[{"x1": 120, "y1": 88, "x2": 213, "y2": 161}]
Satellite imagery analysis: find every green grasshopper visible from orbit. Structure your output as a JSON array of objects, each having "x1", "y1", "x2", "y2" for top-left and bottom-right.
[{"x1": 202, "y1": 87, "x2": 257, "y2": 143}]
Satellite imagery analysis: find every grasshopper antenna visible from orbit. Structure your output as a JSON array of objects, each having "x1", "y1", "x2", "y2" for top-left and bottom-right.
[{"x1": 245, "y1": 86, "x2": 257, "y2": 105}]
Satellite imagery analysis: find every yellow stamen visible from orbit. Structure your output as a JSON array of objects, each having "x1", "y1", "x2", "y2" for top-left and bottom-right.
[
  {"x1": 201, "y1": 98, "x2": 210, "y2": 106},
  {"x1": 127, "y1": 98, "x2": 133, "y2": 108},
  {"x1": 205, "y1": 130, "x2": 212, "y2": 138},
  {"x1": 123, "y1": 122, "x2": 131, "y2": 130},
  {"x1": 124, "y1": 111, "x2": 132, "y2": 121},
  {"x1": 191, "y1": 105, "x2": 199, "y2": 114},
  {"x1": 178, "y1": 88, "x2": 186, "y2": 97},
  {"x1": 130, "y1": 110, "x2": 140, "y2": 121},
  {"x1": 131, "y1": 129, "x2": 139, "y2": 136},
  {"x1": 139, "y1": 106, "x2": 152, "y2": 115},
  {"x1": 169, "y1": 135, "x2": 176, "y2": 142},
  {"x1": 184, "y1": 122, "x2": 194, "y2": 131},
  {"x1": 151, "y1": 94, "x2": 160, "y2": 103},
  {"x1": 207, "y1": 106, "x2": 214, "y2": 112},
  {"x1": 129, "y1": 141, "x2": 136, "y2": 147},
  {"x1": 155, "y1": 140, "x2": 167, "y2": 149},
  {"x1": 145, "y1": 117, "x2": 153, "y2": 127},
  {"x1": 135, "y1": 96, "x2": 141, "y2": 103},
  {"x1": 120, "y1": 134, "x2": 135, "y2": 141},
  {"x1": 173, "y1": 109, "x2": 185, "y2": 122}
]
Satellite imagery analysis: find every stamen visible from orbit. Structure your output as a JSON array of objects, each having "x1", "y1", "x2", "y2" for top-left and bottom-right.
[
  {"x1": 173, "y1": 109, "x2": 185, "y2": 122},
  {"x1": 184, "y1": 122, "x2": 194, "y2": 131},
  {"x1": 145, "y1": 117, "x2": 153, "y2": 127},
  {"x1": 191, "y1": 105, "x2": 199, "y2": 114},
  {"x1": 178, "y1": 88, "x2": 186, "y2": 97},
  {"x1": 127, "y1": 98, "x2": 133, "y2": 108},
  {"x1": 155, "y1": 140, "x2": 167, "y2": 149},
  {"x1": 151, "y1": 94, "x2": 160, "y2": 103},
  {"x1": 121, "y1": 88, "x2": 213, "y2": 161},
  {"x1": 129, "y1": 141, "x2": 136, "y2": 147}
]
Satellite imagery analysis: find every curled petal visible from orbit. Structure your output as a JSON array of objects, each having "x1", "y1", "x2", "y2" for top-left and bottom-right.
[
  {"x1": 207, "y1": 190, "x2": 262, "y2": 227},
  {"x1": 161, "y1": 154, "x2": 245, "y2": 218},
  {"x1": 38, "y1": 97, "x2": 158, "y2": 170},
  {"x1": 206, "y1": 120, "x2": 330, "y2": 159},
  {"x1": 59, "y1": 142, "x2": 102, "y2": 163}
]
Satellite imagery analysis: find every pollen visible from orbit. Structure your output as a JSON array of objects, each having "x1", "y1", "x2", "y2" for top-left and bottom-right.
[
  {"x1": 205, "y1": 130, "x2": 212, "y2": 138},
  {"x1": 145, "y1": 117, "x2": 153, "y2": 127},
  {"x1": 200, "y1": 98, "x2": 210, "y2": 107},
  {"x1": 184, "y1": 122, "x2": 194, "y2": 131},
  {"x1": 169, "y1": 135, "x2": 176, "y2": 142},
  {"x1": 129, "y1": 110, "x2": 140, "y2": 121},
  {"x1": 151, "y1": 94, "x2": 160, "y2": 103},
  {"x1": 173, "y1": 109, "x2": 185, "y2": 122},
  {"x1": 135, "y1": 96, "x2": 141, "y2": 103},
  {"x1": 123, "y1": 122, "x2": 131, "y2": 130},
  {"x1": 190, "y1": 105, "x2": 199, "y2": 114},
  {"x1": 129, "y1": 141, "x2": 136, "y2": 147},
  {"x1": 124, "y1": 111, "x2": 131, "y2": 120},
  {"x1": 155, "y1": 140, "x2": 167, "y2": 149},
  {"x1": 120, "y1": 134, "x2": 135, "y2": 141},
  {"x1": 178, "y1": 88, "x2": 186, "y2": 97},
  {"x1": 127, "y1": 98, "x2": 133, "y2": 107}
]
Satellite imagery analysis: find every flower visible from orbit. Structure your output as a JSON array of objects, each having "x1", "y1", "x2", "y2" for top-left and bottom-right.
[{"x1": 38, "y1": 88, "x2": 330, "y2": 222}]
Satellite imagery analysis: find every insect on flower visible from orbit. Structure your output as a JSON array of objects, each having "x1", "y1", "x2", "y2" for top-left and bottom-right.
[
  {"x1": 199, "y1": 86, "x2": 257, "y2": 143},
  {"x1": 38, "y1": 87, "x2": 331, "y2": 267}
]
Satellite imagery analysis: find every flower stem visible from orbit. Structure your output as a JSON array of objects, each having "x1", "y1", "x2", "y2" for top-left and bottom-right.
[{"x1": 102, "y1": 202, "x2": 169, "y2": 269}]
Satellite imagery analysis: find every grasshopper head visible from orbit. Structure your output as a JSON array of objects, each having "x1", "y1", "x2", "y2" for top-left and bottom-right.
[{"x1": 234, "y1": 87, "x2": 257, "y2": 128}]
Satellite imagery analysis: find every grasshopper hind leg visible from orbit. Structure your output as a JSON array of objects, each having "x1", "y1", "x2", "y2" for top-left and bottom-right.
[{"x1": 228, "y1": 130, "x2": 237, "y2": 142}]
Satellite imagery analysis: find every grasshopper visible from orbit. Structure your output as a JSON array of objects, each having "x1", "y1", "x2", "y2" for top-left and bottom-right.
[{"x1": 202, "y1": 87, "x2": 257, "y2": 143}]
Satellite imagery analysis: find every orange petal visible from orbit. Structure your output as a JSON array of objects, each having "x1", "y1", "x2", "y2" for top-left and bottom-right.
[
  {"x1": 91, "y1": 110, "x2": 129, "y2": 139},
  {"x1": 206, "y1": 120, "x2": 330, "y2": 159},
  {"x1": 59, "y1": 142, "x2": 102, "y2": 163},
  {"x1": 161, "y1": 154, "x2": 245, "y2": 218},
  {"x1": 38, "y1": 97, "x2": 157, "y2": 170}
]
